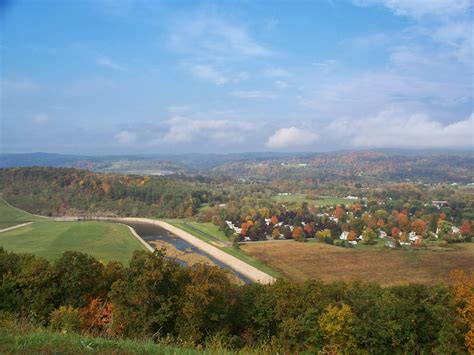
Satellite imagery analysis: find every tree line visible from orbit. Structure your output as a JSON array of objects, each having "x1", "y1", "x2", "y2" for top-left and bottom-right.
[{"x1": 0, "y1": 248, "x2": 472, "y2": 353}]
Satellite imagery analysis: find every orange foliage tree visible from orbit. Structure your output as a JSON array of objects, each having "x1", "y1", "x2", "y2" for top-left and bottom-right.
[{"x1": 450, "y1": 270, "x2": 474, "y2": 352}]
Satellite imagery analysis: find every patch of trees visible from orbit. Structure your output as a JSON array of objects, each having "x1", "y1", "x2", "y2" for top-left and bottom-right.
[{"x1": 0, "y1": 248, "x2": 472, "y2": 353}]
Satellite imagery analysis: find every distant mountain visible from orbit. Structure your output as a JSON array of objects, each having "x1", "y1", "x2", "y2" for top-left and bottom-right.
[{"x1": 1, "y1": 150, "x2": 473, "y2": 183}]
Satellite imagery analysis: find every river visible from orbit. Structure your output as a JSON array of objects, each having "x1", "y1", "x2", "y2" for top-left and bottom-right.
[{"x1": 120, "y1": 221, "x2": 252, "y2": 284}]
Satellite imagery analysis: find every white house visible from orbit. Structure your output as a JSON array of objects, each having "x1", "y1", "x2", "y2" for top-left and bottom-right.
[
  {"x1": 379, "y1": 231, "x2": 387, "y2": 238},
  {"x1": 340, "y1": 231, "x2": 349, "y2": 240}
]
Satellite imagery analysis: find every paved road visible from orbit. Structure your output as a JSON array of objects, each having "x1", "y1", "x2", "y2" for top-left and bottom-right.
[
  {"x1": 0, "y1": 222, "x2": 33, "y2": 233},
  {"x1": 120, "y1": 217, "x2": 276, "y2": 284}
]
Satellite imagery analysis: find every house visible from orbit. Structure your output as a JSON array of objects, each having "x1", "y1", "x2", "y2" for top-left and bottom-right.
[
  {"x1": 408, "y1": 232, "x2": 420, "y2": 242},
  {"x1": 379, "y1": 231, "x2": 387, "y2": 238},
  {"x1": 339, "y1": 231, "x2": 349, "y2": 240},
  {"x1": 431, "y1": 200, "x2": 448, "y2": 209}
]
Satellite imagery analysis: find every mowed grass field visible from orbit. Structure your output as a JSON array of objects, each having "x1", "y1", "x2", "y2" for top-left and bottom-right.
[
  {"x1": 272, "y1": 194, "x2": 357, "y2": 206},
  {"x1": 0, "y1": 197, "x2": 45, "y2": 229},
  {"x1": 0, "y1": 221, "x2": 146, "y2": 264},
  {"x1": 241, "y1": 241, "x2": 474, "y2": 286}
]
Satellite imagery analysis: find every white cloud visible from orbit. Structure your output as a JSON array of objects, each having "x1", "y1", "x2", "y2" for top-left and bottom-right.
[
  {"x1": 115, "y1": 130, "x2": 137, "y2": 144},
  {"x1": 266, "y1": 127, "x2": 319, "y2": 149},
  {"x1": 186, "y1": 64, "x2": 228, "y2": 85},
  {"x1": 155, "y1": 117, "x2": 255, "y2": 144},
  {"x1": 327, "y1": 109, "x2": 474, "y2": 148},
  {"x1": 97, "y1": 56, "x2": 125, "y2": 71},
  {"x1": 169, "y1": 15, "x2": 272, "y2": 59},
  {"x1": 231, "y1": 90, "x2": 276, "y2": 99},
  {"x1": 353, "y1": 0, "x2": 471, "y2": 17}
]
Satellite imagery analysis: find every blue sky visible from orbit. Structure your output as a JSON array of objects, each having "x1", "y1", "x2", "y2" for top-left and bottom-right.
[{"x1": 1, "y1": 0, "x2": 472, "y2": 154}]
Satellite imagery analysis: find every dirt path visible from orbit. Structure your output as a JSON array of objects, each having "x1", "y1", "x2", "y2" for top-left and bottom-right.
[
  {"x1": 120, "y1": 218, "x2": 276, "y2": 284},
  {"x1": 0, "y1": 222, "x2": 33, "y2": 233}
]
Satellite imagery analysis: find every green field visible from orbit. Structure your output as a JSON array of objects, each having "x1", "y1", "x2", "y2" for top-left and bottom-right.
[
  {"x1": 0, "y1": 197, "x2": 45, "y2": 223},
  {"x1": 272, "y1": 194, "x2": 357, "y2": 206},
  {"x1": 0, "y1": 221, "x2": 146, "y2": 264}
]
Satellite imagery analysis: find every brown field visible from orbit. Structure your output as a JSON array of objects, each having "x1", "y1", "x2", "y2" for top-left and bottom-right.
[{"x1": 241, "y1": 241, "x2": 474, "y2": 286}]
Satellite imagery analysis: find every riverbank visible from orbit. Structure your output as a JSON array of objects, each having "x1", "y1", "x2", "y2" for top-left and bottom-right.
[{"x1": 120, "y1": 218, "x2": 276, "y2": 284}]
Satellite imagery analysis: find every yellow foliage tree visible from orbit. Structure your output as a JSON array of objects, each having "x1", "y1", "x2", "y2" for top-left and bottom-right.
[
  {"x1": 450, "y1": 269, "x2": 474, "y2": 352},
  {"x1": 318, "y1": 303, "x2": 356, "y2": 354}
]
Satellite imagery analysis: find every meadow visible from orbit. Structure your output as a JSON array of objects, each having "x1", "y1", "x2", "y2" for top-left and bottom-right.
[{"x1": 241, "y1": 240, "x2": 474, "y2": 286}]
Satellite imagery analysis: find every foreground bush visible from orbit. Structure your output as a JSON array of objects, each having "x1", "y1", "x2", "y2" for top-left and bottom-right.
[{"x1": 0, "y1": 247, "x2": 471, "y2": 353}]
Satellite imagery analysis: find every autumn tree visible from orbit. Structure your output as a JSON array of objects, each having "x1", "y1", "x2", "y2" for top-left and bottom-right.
[
  {"x1": 335, "y1": 205, "x2": 345, "y2": 220},
  {"x1": 318, "y1": 303, "x2": 356, "y2": 353},
  {"x1": 272, "y1": 228, "x2": 281, "y2": 240},
  {"x1": 361, "y1": 228, "x2": 376, "y2": 245},
  {"x1": 292, "y1": 226, "x2": 305, "y2": 241},
  {"x1": 460, "y1": 220, "x2": 472, "y2": 238},
  {"x1": 411, "y1": 219, "x2": 427, "y2": 236},
  {"x1": 450, "y1": 269, "x2": 474, "y2": 352}
]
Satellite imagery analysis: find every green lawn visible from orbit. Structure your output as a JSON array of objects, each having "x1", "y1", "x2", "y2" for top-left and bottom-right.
[
  {"x1": 272, "y1": 194, "x2": 357, "y2": 206},
  {"x1": 0, "y1": 221, "x2": 146, "y2": 264},
  {"x1": 0, "y1": 197, "x2": 45, "y2": 223}
]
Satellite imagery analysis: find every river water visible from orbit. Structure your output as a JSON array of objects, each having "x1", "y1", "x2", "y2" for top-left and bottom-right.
[{"x1": 119, "y1": 221, "x2": 251, "y2": 284}]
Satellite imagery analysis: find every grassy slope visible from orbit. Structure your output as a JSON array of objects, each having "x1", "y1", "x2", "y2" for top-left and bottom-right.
[
  {"x1": 0, "y1": 221, "x2": 146, "y2": 264},
  {"x1": 167, "y1": 219, "x2": 282, "y2": 279},
  {"x1": 0, "y1": 197, "x2": 45, "y2": 223},
  {"x1": 241, "y1": 240, "x2": 474, "y2": 286},
  {"x1": 0, "y1": 325, "x2": 202, "y2": 355}
]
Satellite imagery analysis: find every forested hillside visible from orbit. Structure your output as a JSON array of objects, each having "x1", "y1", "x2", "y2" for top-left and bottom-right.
[{"x1": 0, "y1": 167, "x2": 209, "y2": 218}]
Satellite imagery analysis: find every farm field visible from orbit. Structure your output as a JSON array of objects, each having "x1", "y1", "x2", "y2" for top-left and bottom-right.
[
  {"x1": 0, "y1": 221, "x2": 146, "y2": 264},
  {"x1": 272, "y1": 194, "x2": 357, "y2": 206},
  {"x1": 241, "y1": 241, "x2": 474, "y2": 286}
]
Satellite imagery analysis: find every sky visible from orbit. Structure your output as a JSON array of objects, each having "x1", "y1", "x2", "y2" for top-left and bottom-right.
[{"x1": 0, "y1": 0, "x2": 473, "y2": 154}]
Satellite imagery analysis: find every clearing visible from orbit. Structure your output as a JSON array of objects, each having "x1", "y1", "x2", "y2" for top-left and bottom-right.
[{"x1": 241, "y1": 241, "x2": 474, "y2": 286}]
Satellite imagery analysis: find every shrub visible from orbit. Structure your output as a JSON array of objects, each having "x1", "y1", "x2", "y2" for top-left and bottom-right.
[{"x1": 50, "y1": 306, "x2": 82, "y2": 333}]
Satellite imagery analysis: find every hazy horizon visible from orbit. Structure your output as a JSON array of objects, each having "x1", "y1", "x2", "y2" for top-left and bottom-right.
[{"x1": 1, "y1": 0, "x2": 473, "y2": 155}]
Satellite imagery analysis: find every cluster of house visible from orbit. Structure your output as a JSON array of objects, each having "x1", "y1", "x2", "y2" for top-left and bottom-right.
[{"x1": 339, "y1": 224, "x2": 461, "y2": 248}]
